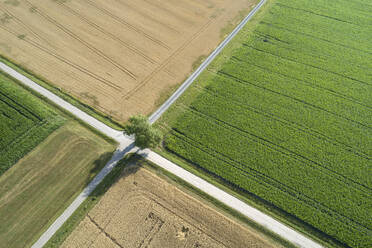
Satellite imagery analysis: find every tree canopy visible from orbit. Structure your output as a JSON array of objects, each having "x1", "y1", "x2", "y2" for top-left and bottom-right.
[{"x1": 123, "y1": 115, "x2": 162, "y2": 149}]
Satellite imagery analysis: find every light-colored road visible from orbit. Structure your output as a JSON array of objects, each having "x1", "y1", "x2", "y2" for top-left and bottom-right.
[
  {"x1": 0, "y1": 0, "x2": 322, "y2": 247},
  {"x1": 0, "y1": 63, "x2": 126, "y2": 144},
  {"x1": 140, "y1": 150, "x2": 323, "y2": 248},
  {"x1": 30, "y1": 141, "x2": 135, "y2": 248},
  {"x1": 148, "y1": 0, "x2": 267, "y2": 124}
]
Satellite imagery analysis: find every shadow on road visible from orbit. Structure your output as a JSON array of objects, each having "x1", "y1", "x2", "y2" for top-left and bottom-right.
[{"x1": 84, "y1": 142, "x2": 145, "y2": 199}]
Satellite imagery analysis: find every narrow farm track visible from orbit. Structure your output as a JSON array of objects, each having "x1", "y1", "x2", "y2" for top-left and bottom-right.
[
  {"x1": 148, "y1": 0, "x2": 267, "y2": 124},
  {"x1": 0, "y1": 1, "x2": 322, "y2": 247}
]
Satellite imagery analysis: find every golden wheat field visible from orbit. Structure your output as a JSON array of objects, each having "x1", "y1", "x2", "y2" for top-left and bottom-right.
[
  {"x1": 62, "y1": 163, "x2": 281, "y2": 248},
  {"x1": 0, "y1": 0, "x2": 256, "y2": 122}
]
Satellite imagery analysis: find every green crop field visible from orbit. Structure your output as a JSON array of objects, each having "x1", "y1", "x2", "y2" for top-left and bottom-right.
[
  {"x1": 0, "y1": 72, "x2": 65, "y2": 175},
  {"x1": 158, "y1": 0, "x2": 372, "y2": 247}
]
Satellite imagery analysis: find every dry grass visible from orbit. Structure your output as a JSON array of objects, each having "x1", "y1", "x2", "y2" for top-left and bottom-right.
[
  {"x1": 0, "y1": 0, "x2": 257, "y2": 122},
  {"x1": 62, "y1": 162, "x2": 282, "y2": 248}
]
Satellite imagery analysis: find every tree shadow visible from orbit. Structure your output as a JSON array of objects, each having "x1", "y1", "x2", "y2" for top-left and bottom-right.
[
  {"x1": 89, "y1": 152, "x2": 115, "y2": 177},
  {"x1": 84, "y1": 143, "x2": 144, "y2": 199}
]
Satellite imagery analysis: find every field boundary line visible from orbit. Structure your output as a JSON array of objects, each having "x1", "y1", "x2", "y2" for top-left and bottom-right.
[
  {"x1": 29, "y1": 143, "x2": 134, "y2": 248},
  {"x1": 148, "y1": 0, "x2": 267, "y2": 124}
]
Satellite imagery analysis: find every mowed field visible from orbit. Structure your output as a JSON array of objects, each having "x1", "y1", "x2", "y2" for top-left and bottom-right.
[
  {"x1": 62, "y1": 159, "x2": 282, "y2": 248},
  {"x1": 157, "y1": 0, "x2": 372, "y2": 247},
  {"x1": 0, "y1": 0, "x2": 256, "y2": 123},
  {"x1": 0, "y1": 73, "x2": 116, "y2": 247}
]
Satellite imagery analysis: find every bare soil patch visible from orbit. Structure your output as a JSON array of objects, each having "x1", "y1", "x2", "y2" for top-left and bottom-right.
[
  {"x1": 62, "y1": 163, "x2": 281, "y2": 248},
  {"x1": 0, "y1": 0, "x2": 257, "y2": 122}
]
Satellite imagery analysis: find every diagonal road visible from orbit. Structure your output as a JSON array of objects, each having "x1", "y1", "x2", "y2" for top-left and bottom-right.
[
  {"x1": 0, "y1": 0, "x2": 322, "y2": 247},
  {"x1": 140, "y1": 150, "x2": 323, "y2": 248},
  {"x1": 149, "y1": 0, "x2": 267, "y2": 124},
  {"x1": 0, "y1": 62, "x2": 126, "y2": 144}
]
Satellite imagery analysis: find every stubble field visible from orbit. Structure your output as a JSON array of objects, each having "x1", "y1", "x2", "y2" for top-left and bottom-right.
[
  {"x1": 0, "y1": 0, "x2": 256, "y2": 123},
  {"x1": 62, "y1": 160, "x2": 281, "y2": 248}
]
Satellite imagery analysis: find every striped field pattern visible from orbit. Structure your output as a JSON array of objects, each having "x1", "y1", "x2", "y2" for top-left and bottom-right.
[
  {"x1": 162, "y1": 0, "x2": 372, "y2": 247},
  {"x1": 0, "y1": 72, "x2": 65, "y2": 175}
]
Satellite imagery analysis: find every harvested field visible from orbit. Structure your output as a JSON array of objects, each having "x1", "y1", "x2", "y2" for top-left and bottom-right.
[
  {"x1": 0, "y1": 0, "x2": 257, "y2": 122},
  {"x1": 62, "y1": 161, "x2": 281, "y2": 248}
]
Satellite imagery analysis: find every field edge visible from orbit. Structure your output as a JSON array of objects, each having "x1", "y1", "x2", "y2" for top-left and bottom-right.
[{"x1": 0, "y1": 54, "x2": 125, "y2": 130}]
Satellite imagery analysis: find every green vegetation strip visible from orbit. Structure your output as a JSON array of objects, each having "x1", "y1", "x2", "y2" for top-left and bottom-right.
[
  {"x1": 158, "y1": 0, "x2": 372, "y2": 247},
  {"x1": 0, "y1": 71, "x2": 65, "y2": 174}
]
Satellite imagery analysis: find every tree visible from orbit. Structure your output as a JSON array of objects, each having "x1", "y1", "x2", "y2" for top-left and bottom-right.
[{"x1": 124, "y1": 115, "x2": 162, "y2": 149}]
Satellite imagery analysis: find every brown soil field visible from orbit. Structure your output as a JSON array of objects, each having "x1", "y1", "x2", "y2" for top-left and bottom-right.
[
  {"x1": 61, "y1": 162, "x2": 282, "y2": 248},
  {"x1": 0, "y1": 0, "x2": 256, "y2": 123}
]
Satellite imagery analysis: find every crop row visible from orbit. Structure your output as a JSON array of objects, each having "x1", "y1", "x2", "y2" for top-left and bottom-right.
[
  {"x1": 229, "y1": 48, "x2": 371, "y2": 108},
  {"x1": 0, "y1": 93, "x2": 38, "y2": 149},
  {"x1": 200, "y1": 73, "x2": 371, "y2": 157},
  {"x1": 188, "y1": 89, "x2": 371, "y2": 187},
  {"x1": 217, "y1": 65, "x2": 372, "y2": 150},
  {"x1": 244, "y1": 31, "x2": 371, "y2": 85},
  {"x1": 264, "y1": 1, "x2": 372, "y2": 51},
  {"x1": 199, "y1": 81, "x2": 369, "y2": 158},
  {"x1": 0, "y1": 73, "x2": 65, "y2": 176},
  {"x1": 170, "y1": 108, "x2": 371, "y2": 226},
  {"x1": 165, "y1": 130, "x2": 372, "y2": 248},
  {"x1": 221, "y1": 59, "x2": 371, "y2": 128},
  {"x1": 251, "y1": 21, "x2": 372, "y2": 72},
  {"x1": 276, "y1": 0, "x2": 372, "y2": 27},
  {"x1": 162, "y1": 0, "x2": 372, "y2": 247}
]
